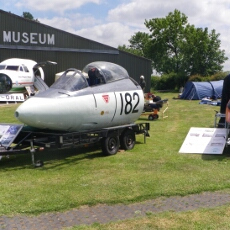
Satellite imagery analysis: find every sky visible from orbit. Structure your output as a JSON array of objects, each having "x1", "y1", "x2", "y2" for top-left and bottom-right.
[{"x1": 2, "y1": 0, "x2": 230, "y2": 72}]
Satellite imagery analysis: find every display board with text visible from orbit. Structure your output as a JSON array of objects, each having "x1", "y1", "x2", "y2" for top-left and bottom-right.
[{"x1": 179, "y1": 127, "x2": 227, "y2": 154}]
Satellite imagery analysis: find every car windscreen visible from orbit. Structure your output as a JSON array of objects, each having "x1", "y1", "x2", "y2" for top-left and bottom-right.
[
  {"x1": 50, "y1": 70, "x2": 88, "y2": 91},
  {"x1": 0, "y1": 65, "x2": 6, "y2": 70}
]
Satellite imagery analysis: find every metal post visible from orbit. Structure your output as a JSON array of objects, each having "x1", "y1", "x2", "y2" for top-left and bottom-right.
[{"x1": 30, "y1": 140, "x2": 35, "y2": 165}]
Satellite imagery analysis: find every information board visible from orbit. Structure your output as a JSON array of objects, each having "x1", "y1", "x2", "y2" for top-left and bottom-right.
[
  {"x1": 0, "y1": 124, "x2": 23, "y2": 148},
  {"x1": 179, "y1": 127, "x2": 227, "y2": 154}
]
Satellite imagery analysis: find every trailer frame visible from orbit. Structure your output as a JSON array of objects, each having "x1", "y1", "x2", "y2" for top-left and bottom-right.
[{"x1": 0, "y1": 122, "x2": 150, "y2": 166}]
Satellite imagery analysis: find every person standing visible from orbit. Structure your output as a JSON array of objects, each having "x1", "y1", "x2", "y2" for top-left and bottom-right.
[
  {"x1": 139, "y1": 75, "x2": 146, "y2": 92},
  {"x1": 218, "y1": 74, "x2": 230, "y2": 127}
]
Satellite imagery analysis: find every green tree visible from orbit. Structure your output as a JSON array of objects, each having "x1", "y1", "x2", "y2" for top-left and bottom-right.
[
  {"x1": 120, "y1": 9, "x2": 228, "y2": 87},
  {"x1": 22, "y1": 12, "x2": 33, "y2": 20},
  {"x1": 22, "y1": 12, "x2": 39, "y2": 22},
  {"x1": 118, "y1": 44, "x2": 143, "y2": 56},
  {"x1": 183, "y1": 26, "x2": 227, "y2": 76},
  {"x1": 144, "y1": 9, "x2": 227, "y2": 78},
  {"x1": 118, "y1": 32, "x2": 150, "y2": 56},
  {"x1": 145, "y1": 9, "x2": 188, "y2": 76}
]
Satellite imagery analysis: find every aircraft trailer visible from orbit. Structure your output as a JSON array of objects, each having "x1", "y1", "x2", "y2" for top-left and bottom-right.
[
  {"x1": 0, "y1": 61, "x2": 150, "y2": 167},
  {"x1": 0, "y1": 122, "x2": 150, "y2": 167}
]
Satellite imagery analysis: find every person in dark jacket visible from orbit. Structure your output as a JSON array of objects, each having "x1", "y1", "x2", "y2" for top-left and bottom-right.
[
  {"x1": 218, "y1": 74, "x2": 230, "y2": 127},
  {"x1": 139, "y1": 75, "x2": 146, "y2": 92}
]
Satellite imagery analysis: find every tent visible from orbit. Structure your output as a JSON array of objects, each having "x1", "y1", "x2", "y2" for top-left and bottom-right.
[{"x1": 180, "y1": 80, "x2": 223, "y2": 100}]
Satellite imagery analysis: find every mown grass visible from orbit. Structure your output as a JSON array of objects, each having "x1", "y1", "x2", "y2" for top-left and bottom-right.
[{"x1": 1, "y1": 93, "x2": 230, "y2": 220}]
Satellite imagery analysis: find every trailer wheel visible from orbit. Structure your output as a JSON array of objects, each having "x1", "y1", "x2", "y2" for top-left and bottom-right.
[
  {"x1": 120, "y1": 129, "x2": 135, "y2": 150},
  {"x1": 148, "y1": 114, "x2": 159, "y2": 120},
  {"x1": 101, "y1": 135, "x2": 120, "y2": 156},
  {"x1": 154, "y1": 114, "x2": 159, "y2": 120},
  {"x1": 148, "y1": 114, "x2": 154, "y2": 120}
]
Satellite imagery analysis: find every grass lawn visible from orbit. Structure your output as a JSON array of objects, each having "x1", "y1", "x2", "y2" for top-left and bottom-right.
[{"x1": 1, "y1": 92, "x2": 230, "y2": 227}]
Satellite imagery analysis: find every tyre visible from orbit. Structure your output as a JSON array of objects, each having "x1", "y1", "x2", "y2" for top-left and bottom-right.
[
  {"x1": 153, "y1": 114, "x2": 159, "y2": 120},
  {"x1": 101, "y1": 135, "x2": 120, "y2": 156},
  {"x1": 148, "y1": 114, "x2": 154, "y2": 120},
  {"x1": 120, "y1": 129, "x2": 136, "y2": 150}
]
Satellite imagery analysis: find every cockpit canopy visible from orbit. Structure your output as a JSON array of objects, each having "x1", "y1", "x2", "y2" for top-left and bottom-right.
[
  {"x1": 82, "y1": 61, "x2": 129, "y2": 84},
  {"x1": 51, "y1": 61, "x2": 130, "y2": 92},
  {"x1": 51, "y1": 69, "x2": 88, "y2": 91}
]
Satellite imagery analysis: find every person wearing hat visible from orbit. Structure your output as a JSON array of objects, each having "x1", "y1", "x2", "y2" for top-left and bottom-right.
[{"x1": 139, "y1": 75, "x2": 146, "y2": 92}]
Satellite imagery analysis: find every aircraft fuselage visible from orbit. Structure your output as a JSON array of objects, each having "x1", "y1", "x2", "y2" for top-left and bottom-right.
[{"x1": 15, "y1": 62, "x2": 144, "y2": 132}]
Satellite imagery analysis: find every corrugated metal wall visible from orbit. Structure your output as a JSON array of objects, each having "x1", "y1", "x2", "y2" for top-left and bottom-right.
[{"x1": 0, "y1": 10, "x2": 151, "y2": 92}]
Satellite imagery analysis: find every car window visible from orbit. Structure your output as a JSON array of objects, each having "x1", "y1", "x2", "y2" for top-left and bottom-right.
[
  {"x1": 22, "y1": 65, "x2": 29, "y2": 72},
  {"x1": 6, "y1": 66, "x2": 19, "y2": 71}
]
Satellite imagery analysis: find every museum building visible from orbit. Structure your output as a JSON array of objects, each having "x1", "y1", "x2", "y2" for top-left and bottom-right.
[{"x1": 0, "y1": 10, "x2": 152, "y2": 91}]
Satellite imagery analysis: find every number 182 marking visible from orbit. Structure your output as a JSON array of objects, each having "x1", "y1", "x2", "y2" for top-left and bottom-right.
[{"x1": 120, "y1": 92, "x2": 140, "y2": 115}]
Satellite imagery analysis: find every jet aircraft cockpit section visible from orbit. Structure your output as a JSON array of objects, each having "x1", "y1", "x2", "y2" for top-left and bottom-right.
[
  {"x1": 15, "y1": 61, "x2": 145, "y2": 132},
  {"x1": 82, "y1": 61, "x2": 129, "y2": 84},
  {"x1": 51, "y1": 69, "x2": 89, "y2": 92}
]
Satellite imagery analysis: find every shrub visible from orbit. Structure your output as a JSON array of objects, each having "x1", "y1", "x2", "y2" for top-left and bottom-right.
[
  {"x1": 150, "y1": 76, "x2": 160, "y2": 89},
  {"x1": 188, "y1": 74, "x2": 204, "y2": 82},
  {"x1": 151, "y1": 71, "x2": 229, "y2": 91},
  {"x1": 209, "y1": 71, "x2": 229, "y2": 81},
  {"x1": 151, "y1": 73, "x2": 178, "y2": 90}
]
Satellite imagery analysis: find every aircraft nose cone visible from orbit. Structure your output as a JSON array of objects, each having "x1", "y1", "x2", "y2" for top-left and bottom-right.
[
  {"x1": 15, "y1": 97, "x2": 57, "y2": 129},
  {"x1": 15, "y1": 96, "x2": 76, "y2": 131},
  {"x1": 15, "y1": 98, "x2": 38, "y2": 125},
  {"x1": 15, "y1": 110, "x2": 19, "y2": 118}
]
